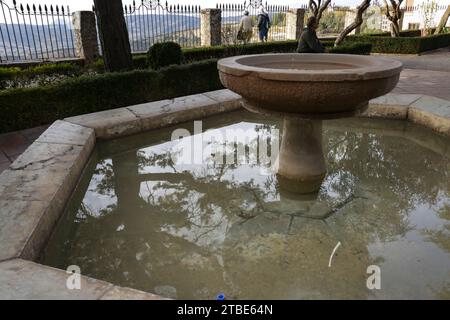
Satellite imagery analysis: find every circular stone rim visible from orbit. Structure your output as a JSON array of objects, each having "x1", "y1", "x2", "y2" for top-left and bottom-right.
[{"x1": 218, "y1": 53, "x2": 403, "y2": 82}]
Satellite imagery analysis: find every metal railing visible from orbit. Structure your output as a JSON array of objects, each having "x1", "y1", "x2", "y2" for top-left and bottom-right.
[
  {"x1": 121, "y1": 0, "x2": 202, "y2": 53},
  {"x1": 0, "y1": 0, "x2": 76, "y2": 63},
  {"x1": 218, "y1": 1, "x2": 289, "y2": 45},
  {"x1": 2, "y1": 0, "x2": 448, "y2": 64}
]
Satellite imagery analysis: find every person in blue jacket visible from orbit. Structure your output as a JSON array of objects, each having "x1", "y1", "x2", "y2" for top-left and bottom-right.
[{"x1": 257, "y1": 8, "x2": 271, "y2": 42}]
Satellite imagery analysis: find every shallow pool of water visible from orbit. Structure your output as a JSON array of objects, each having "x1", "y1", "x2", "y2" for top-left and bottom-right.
[{"x1": 41, "y1": 110, "x2": 450, "y2": 300}]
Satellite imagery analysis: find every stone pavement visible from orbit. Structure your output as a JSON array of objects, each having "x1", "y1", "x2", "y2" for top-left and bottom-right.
[
  {"x1": 384, "y1": 48, "x2": 450, "y2": 73},
  {"x1": 0, "y1": 125, "x2": 49, "y2": 173},
  {"x1": 392, "y1": 68, "x2": 450, "y2": 101},
  {"x1": 0, "y1": 48, "x2": 449, "y2": 174}
]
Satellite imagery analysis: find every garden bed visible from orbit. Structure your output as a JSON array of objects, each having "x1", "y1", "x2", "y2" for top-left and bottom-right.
[
  {"x1": 0, "y1": 42, "x2": 373, "y2": 133},
  {"x1": 0, "y1": 41, "x2": 371, "y2": 90}
]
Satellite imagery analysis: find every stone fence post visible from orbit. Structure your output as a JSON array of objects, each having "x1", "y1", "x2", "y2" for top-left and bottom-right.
[
  {"x1": 72, "y1": 11, "x2": 100, "y2": 64},
  {"x1": 286, "y1": 8, "x2": 306, "y2": 40},
  {"x1": 201, "y1": 9, "x2": 222, "y2": 47}
]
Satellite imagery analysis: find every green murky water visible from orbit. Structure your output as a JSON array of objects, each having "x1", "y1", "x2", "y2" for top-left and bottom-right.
[{"x1": 41, "y1": 110, "x2": 450, "y2": 300}]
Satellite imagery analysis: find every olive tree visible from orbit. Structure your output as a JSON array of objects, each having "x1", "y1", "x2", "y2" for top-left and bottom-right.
[
  {"x1": 383, "y1": 0, "x2": 404, "y2": 37},
  {"x1": 335, "y1": 0, "x2": 371, "y2": 46},
  {"x1": 309, "y1": 0, "x2": 332, "y2": 23}
]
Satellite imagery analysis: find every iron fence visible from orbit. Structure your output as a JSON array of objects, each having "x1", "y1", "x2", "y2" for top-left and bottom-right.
[
  {"x1": 218, "y1": 1, "x2": 289, "y2": 45},
  {"x1": 2, "y1": 0, "x2": 449, "y2": 63},
  {"x1": 0, "y1": 0, "x2": 76, "y2": 63},
  {"x1": 120, "y1": 0, "x2": 202, "y2": 53}
]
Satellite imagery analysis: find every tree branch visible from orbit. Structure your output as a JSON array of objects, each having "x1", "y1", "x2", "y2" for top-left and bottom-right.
[
  {"x1": 335, "y1": 0, "x2": 371, "y2": 46},
  {"x1": 383, "y1": 0, "x2": 403, "y2": 37},
  {"x1": 434, "y1": 5, "x2": 450, "y2": 34},
  {"x1": 317, "y1": 0, "x2": 332, "y2": 22},
  {"x1": 309, "y1": 0, "x2": 332, "y2": 23}
]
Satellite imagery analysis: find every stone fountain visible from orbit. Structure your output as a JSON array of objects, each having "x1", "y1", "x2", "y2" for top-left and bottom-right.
[{"x1": 218, "y1": 53, "x2": 403, "y2": 194}]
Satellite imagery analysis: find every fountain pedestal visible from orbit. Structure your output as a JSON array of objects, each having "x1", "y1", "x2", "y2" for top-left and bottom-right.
[
  {"x1": 277, "y1": 119, "x2": 326, "y2": 194},
  {"x1": 218, "y1": 53, "x2": 402, "y2": 194}
]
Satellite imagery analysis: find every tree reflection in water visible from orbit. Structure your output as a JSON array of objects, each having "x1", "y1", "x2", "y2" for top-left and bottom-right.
[{"x1": 41, "y1": 111, "x2": 450, "y2": 300}]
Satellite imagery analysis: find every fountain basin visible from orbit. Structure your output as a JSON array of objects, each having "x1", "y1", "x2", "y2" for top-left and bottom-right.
[
  {"x1": 0, "y1": 89, "x2": 449, "y2": 299},
  {"x1": 219, "y1": 53, "x2": 403, "y2": 193},
  {"x1": 218, "y1": 53, "x2": 403, "y2": 118}
]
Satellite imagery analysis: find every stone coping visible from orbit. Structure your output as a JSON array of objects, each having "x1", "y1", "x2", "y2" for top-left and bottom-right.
[{"x1": 0, "y1": 89, "x2": 448, "y2": 299}]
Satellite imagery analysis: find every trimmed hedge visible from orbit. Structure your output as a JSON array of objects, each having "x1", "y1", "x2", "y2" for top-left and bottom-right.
[
  {"x1": 328, "y1": 42, "x2": 372, "y2": 55},
  {"x1": 363, "y1": 29, "x2": 422, "y2": 37},
  {"x1": 182, "y1": 41, "x2": 372, "y2": 62},
  {"x1": 183, "y1": 41, "x2": 299, "y2": 62},
  {"x1": 0, "y1": 41, "x2": 375, "y2": 132},
  {"x1": 346, "y1": 33, "x2": 450, "y2": 54},
  {"x1": 1, "y1": 40, "x2": 372, "y2": 79},
  {"x1": 0, "y1": 59, "x2": 222, "y2": 133}
]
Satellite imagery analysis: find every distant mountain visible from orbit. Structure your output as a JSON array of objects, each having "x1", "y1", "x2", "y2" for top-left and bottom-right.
[
  {"x1": 0, "y1": 23, "x2": 75, "y2": 61},
  {"x1": 124, "y1": 14, "x2": 201, "y2": 51},
  {"x1": 1, "y1": 14, "x2": 204, "y2": 61}
]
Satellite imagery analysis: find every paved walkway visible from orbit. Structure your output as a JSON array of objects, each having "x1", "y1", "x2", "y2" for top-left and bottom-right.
[
  {"x1": 393, "y1": 68, "x2": 450, "y2": 101},
  {"x1": 0, "y1": 125, "x2": 49, "y2": 173},
  {"x1": 0, "y1": 49, "x2": 449, "y2": 174},
  {"x1": 383, "y1": 48, "x2": 450, "y2": 73}
]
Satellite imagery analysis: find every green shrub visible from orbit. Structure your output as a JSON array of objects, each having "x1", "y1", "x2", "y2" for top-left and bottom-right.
[
  {"x1": 0, "y1": 63, "x2": 81, "y2": 81},
  {"x1": 0, "y1": 59, "x2": 222, "y2": 133},
  {"x1": 328, "y1": 42, "x2": 372, "y2": 55},
  {"x1": 345, "y1": 33, "x2": 450, "y2": 54},
  {"x1": 147, "y1": 42, "x2": 183, "y2": 69},
  {"x1": 183, "y1": 41, "x2": 299, "y2": 62},
  {"x1": 363, "y1": 29, "x2": 422, "y2": 37},
  {"x1": 132, "y1": 54, "x2": 149, "y2": 69},
  {"x1": 0, "y1": 67, "x2": 21, "y2": 82},
  {"x1": 418, "y1": 34, "x2": 450, "y2": 52},
  {"x1": 0, "y1": 63, "x2": 83, "y2": 89},
  {"x1": 25, "y1": 62, "x2": 81, "y2": 76}
]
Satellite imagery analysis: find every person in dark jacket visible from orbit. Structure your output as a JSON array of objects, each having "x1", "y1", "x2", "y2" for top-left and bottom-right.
[
  {"x1": 297, "y1": 16, "x2": 325, "y2": 53},
  {"x1": 257, "y1": 8, "x2": 271, "y2": 42}
]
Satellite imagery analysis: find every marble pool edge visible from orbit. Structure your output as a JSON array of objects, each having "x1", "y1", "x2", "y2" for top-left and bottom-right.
[{"x1": 0, "y1": 89, "x2": 449, "y2": 300}]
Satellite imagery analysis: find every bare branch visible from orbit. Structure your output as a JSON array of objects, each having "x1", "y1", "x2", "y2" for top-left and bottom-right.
[
  {"x1": 335, "y1": 0, "x2": 371, "y2": 46},
  {"x1": 383, "y1": 0, "x2": 392, "y2": 20},
  {"x1": 434, "y1": 5, "x2": 450, "y2": 34},
  {"x1": 383, "y1": 0, "x2": 403, "y2": 37},
  {"x1": 309, "y1": 0, "x2": 332, "y2": 23}
]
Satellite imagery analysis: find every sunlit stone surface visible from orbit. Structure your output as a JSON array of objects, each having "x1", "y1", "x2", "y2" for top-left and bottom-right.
[{"x1": 41, "y1": 111, "x2": 450, "y2": 300}]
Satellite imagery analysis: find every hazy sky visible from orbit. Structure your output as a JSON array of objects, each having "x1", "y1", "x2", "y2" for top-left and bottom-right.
[{"x1": 7, "y1": 0, "x2": 450, "y2": 12}]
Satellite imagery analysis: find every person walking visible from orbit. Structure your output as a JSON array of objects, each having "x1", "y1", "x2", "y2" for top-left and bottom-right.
[
  {"x1": 257, "y1": 8, "x2": 271, "y2": 42},
  {"x1": 297, "y1": 16, "x2": 325, "y2": 53},
  {"x1": 238, "y1": 10, "x2": 254, "y2": 44}
]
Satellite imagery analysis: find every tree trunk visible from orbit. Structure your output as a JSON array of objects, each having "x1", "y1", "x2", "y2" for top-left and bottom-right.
[
  {"x1": 391, "y1": 21, "x2": 400, "y2": 37},
  {"x1": 335, "y1": 0, "x2": 371, "y2": 46},
  {"x1": 94, "y1": 0, "x2": 133, "y2": 72},
  {"x1": 309, "y1": 0, "x2": 332, "y2": 24},
  {"x1": 434, "y1": 5, "x2": 450, "y2": 35},
  {"x1": 384, "y1": 0, "x2": 403, "y2": 38}
]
